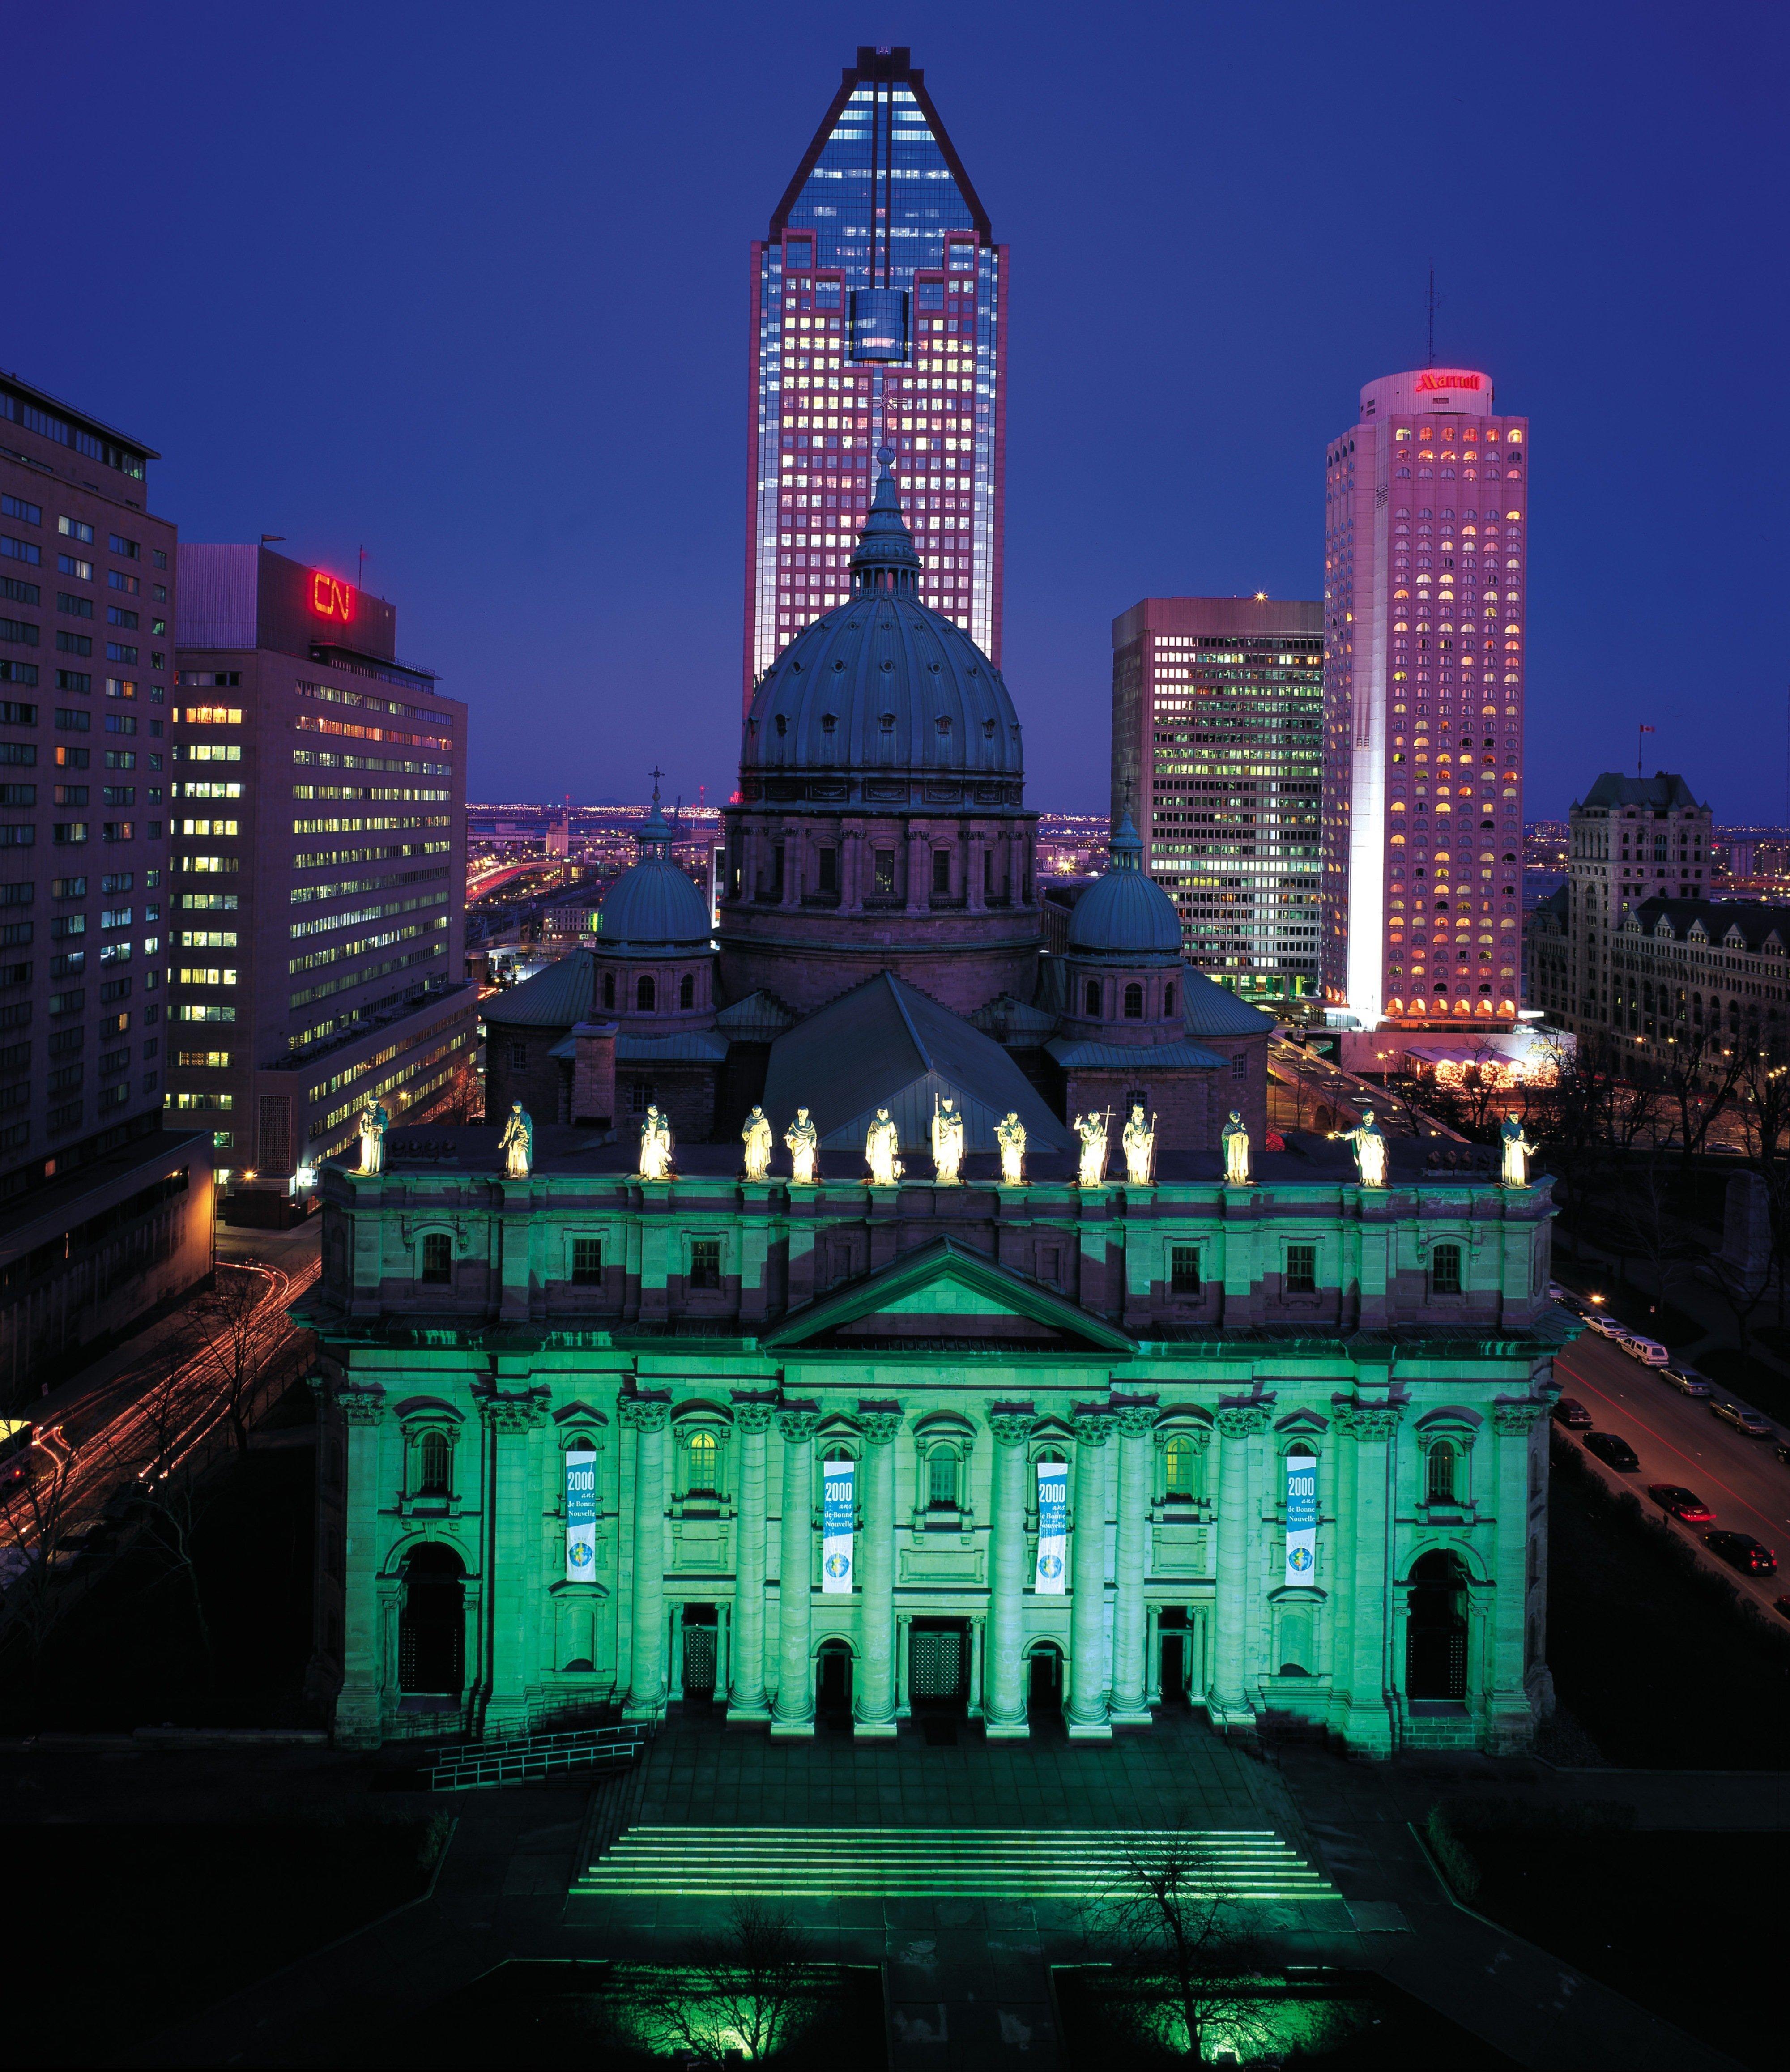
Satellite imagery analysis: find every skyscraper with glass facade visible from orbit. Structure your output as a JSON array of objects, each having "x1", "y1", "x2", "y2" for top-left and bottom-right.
[
  {"x1": 1111, "y1": 597, "x2": 1324, "y2": 1015},
  {"x1": 743, "y1": 46, "x2": 1005, "y2": 709},
  {"x1": 1321, "y1": 370, "x2": 1528, "y2": 1031}
]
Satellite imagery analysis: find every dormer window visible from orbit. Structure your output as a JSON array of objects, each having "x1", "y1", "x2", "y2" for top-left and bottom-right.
[{"x1": 775, "y1": 713, "x2": 788, "y2": 737}]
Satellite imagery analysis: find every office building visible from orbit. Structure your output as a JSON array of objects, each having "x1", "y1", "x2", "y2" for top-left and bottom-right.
[
  {"x1": 170, "y1": 546, "x2": 478, "y2": 1201},
  {"x1": 1112, "y1": 597, "x2": 1323, "y2": 1016},
  {"x1": 1528, "y1": 770, "x2": 1713, "y2": 1047},
  {"x1": 1321, "y1": 369, "x2": 1528, "y2": 1032},
  {"x1": 743, "y1": 44, "x2": 1005, "y2": 705},
  {"x1": 0, "y1": 371, "x2": 212, "y2": 1387}
]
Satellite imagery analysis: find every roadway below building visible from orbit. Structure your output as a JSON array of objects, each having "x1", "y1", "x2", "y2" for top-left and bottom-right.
[
  {"x1": 1267, "y1": 1036, "x2": 1467, "y2": 1146},
  {"x1": 1552, "y1": 1322, "x2": 1789, "y2": 1612}
]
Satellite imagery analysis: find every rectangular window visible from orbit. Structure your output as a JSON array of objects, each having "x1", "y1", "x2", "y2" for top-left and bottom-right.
[
  {"x1": 108, "y1": 533, "x2": 139, "y2": 560},
  {"x1": 1170, "y1": 1244, "x2": 1201, "y2": 1295},
  {"x1": 688, "y1": 1239, "x2": 722, "y2": 1290},
  {"x1": 1285, "y1": 1244, "x2": 1317, "y2": 1294},
  {"x1": 873, "y1": 849, "x2": 895, "y2": 894},
  {"x1": 57, "y1": 632, "x2": 92, "y2": 657},
  {"x1": 1, "y1": 619, "x2": 40, "y2": 648},
  {"x1": 58, "y1": 518, "x2": 93, "y2": 544},
  {"x1": 1432, "y1": 1242, "x2": 1463, "y2": 1295},
  {"x1": 2, "y1": 537, "x2": 43, "y2": 567},
  {"x1": 420, "y1": 1232, "x2": 452, "y2": 1283},
  {"x1": 571, "y1": 1237, "x2": 603, "y2": 1285},
  {"x1": 0, "y1": 496, "x2": 41, "y2": 526},
  {"x1": 816, "y1": 847, "x2": 838, "y2": 893},
  {"x1": 931, "y1": 848, "x2": 950, "y2": 895},
  {"x1": 58, "y1": 593, "x2": 93, "y2": 618},
  {"x1": 1231, "y1": 1052, "x2": 1246, "y2": 1079}
]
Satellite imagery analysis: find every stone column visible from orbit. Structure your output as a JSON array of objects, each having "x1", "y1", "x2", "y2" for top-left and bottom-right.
[
  {"x1": 984, "y1": 1410, "x2": 1035, "y2": 1739},
  {"x1": 1332, "y1": 1400, "x2": 1402, "y2": 1756},
  {"x1": 1487, "y1": 1401, "x2": 1547, "y2": 1751},
  {"x1": 331, "y1": 1386, "x2": 387, "y2": 1748},
  {"x1": 841, "y1": 821, "x2": 865, "y2": 914},
  {"x1": 771, "y1": 1407, "x2": 818, "y2": 1738},
  {"x1": 620, "y1": 1398, "x2": 670, "y2": 1720},
  {"x1": 905, "y1": 825, "x2": 929, "y2": 915},
  {"x1": 1211, "y1": 1404, "x2": 1270, "y2": 1730},
  {"x1": 895, "y1": 1611, "x2": 913, "y2": 1716},
  {"x1": 967, "y1": 828, "x2": 986, "y2": 912},
  {"x1": 727, "y1": 1398, "x2": 775, "y2": 1721},
  {"x1": 855, "y1": 1407, "x2": 902, "y2": 1737},
  {"x1": 1145, "y1": 1605, "x2": 1163, "y2": 1707},
  {"x1": 478, "y1": 1388, "x2": 549, "y2": 1739},
  {"x1": 1067, "y1": 1408, "x2": 1113, "y2": 1739},
  {"x1": 1109, "y1": 1402, "x2": 1157, "y2": 1725}
]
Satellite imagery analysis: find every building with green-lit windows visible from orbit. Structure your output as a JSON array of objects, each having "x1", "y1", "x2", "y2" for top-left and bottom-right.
[{"x1": 1111, "y1": 597, "x2": 1324, "y2": 1018}]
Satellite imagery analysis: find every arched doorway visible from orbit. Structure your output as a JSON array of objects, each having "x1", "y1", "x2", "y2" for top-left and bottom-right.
[
  {"x1": 1026, "y1": 1642, "x2": 1063, "y2": 1721},
  {"x1": 398, "y1": 1543, "x2": 465, "y2": 1694},
  {"x1": 1158, "y1": 1607, "x2": 1191, "y2": 1706},
  {"x1": 908, "y1": 1618, "x2": 969, "y2": 1715},
  {"x1": 681, "y1": 1604, "x2": 718, "y2": 1704},
  {"x1": 1405, "y1": 1550, "x2": 1470, "y2": 1701},
  {"x1": 816, "y1": 1639, "x2": 853, "y2": 1723}
]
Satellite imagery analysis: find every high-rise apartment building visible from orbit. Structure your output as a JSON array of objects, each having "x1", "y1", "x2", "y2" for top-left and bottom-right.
[
  {"x1": 743, "y1": 44, "x2": 1004, "y2": 705},
  {"x1": 1321, "y1": 368, "x2": 1528, "y2": 1031},
  {"x1": 170, "y1": 547, "x2": 478, "y2": 1202},
  {"x1": 0, "y1": 372, "x2": 212, "y2": 1386},
  {"x1": 1111, "y1": 597, "x2": 1324, "y2": 1014}
]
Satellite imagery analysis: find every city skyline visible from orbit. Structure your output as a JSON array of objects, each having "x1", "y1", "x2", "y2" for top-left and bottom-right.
[{"x1": 5, "y1": 6, "x2": 1785, "y2": 820}]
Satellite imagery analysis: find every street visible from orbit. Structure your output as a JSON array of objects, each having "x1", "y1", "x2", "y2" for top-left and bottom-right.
[{"x1": 1553, "y1": 1321, "x2": 1790, "y2": 1615}]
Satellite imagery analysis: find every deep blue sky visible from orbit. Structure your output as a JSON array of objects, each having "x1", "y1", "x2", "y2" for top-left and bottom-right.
[{"x1": 11, "y1": 3, "x2": 1786, "y2": 818}]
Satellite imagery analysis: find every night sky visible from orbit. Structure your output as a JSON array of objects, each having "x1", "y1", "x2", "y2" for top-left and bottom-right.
[{"x1": 11, "y1": 3, "x2": 1786, "y2": 819}]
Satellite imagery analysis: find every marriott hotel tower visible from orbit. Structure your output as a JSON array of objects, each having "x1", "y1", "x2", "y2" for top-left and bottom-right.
[
  {"x1": 1320, "y1": 370, "x2": 1527, "y2": 1031},
  {"x1": 742, "y1": 45, "x2": 1006, "y2": 707}
]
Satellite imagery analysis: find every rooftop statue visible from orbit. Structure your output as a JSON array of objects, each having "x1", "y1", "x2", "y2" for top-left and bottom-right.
[
  {"x1": 1333, "y1": 1108, "x2": 1388, "y2": 1189},
  {"x1": 866, "y1": 1107, "x2": 904, "y2": 1187},
  {"x1": 784, "y1": 1107, "x2": 819, "y2": 1186},
  {"x1": 741, "y1": 1105, "x2": 773, "y2": 1182},
  {"x1": 1075, "y1": 1110, "x2": 1110, "y2": 1189},
  {"x1": 1501, "y1": 1111, "x2": 1536, "y2": 1189},
  {"x1": 1222, "y1": 1108, "x2": 1252, "y2": 1186},
  {"x1": 639, "y1": 1104, "x2": 673, "y2": 1182},
  {"x1": 358, "y1": 1100, "x2": 389, "y2": 1174},
  {"x1": 931, "y1": 1096, "x2": 965, "y2": 1185},
  {"x1": 995, "y1": 1110, "x2": 1027, "y2": 1187},
  {"x1": 1121, "y1": 1102, "x2": 1156, "y2": 1186},
  {"x1": 498, "y1": 1101, "x2": 533, "y2": 1180}
]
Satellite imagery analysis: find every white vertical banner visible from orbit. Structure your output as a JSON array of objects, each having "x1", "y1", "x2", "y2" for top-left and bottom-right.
[
  {"x1": 565, "y1": 1447, "x2": 597, "y2": 1580},
  {"x1": 821, "y1": 1456, "x2": 855, "y2": 1594},
  {"x1": 1034, "y1": 1460, "x2": 1068, "y2": 1593},
  {"x1": 1283, "y1": 1451, "x2": 1317, "y2": 1586}
]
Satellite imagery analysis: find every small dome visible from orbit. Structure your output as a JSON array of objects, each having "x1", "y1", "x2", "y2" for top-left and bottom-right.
[
  {"x1": 596, "y1": 791, "x2": 712, "y2": 952},
  {"x1": 742, "y1": 464, "x2": 1022, "y2": 782},
  {"x1": 1067, "y1": 814, "x2": 1184, "y2": 957}
]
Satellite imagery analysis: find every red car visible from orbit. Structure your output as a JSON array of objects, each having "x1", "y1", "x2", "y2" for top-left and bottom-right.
[{"x1": 1649, "y1": 1484, "x2": 1715, "y2": 1524}]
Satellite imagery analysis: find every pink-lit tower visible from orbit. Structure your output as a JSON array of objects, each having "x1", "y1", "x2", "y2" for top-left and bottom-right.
[
  {"x1": 1321, "y1": 369, "x2": 1529, "y2": 1032},
  {"x1": 742, "y1": 45, "x2": 1006, "y2": 712}
]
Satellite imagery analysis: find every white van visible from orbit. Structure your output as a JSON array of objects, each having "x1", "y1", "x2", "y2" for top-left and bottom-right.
[{"x1": 1623, "y1": 1335, "x2": 1670, "y2": 1366}]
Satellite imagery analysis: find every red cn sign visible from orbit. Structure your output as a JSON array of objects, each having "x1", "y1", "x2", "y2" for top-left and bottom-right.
[{"x1": 311, "y1": 571, "x2": 355, "y2": 622}]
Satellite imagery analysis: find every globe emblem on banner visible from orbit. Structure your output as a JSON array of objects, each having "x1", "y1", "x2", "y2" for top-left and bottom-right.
[
  {"x1": 1038, "y1": 1553, "x2": 1063, "y2": 1580},
  {"x1": 824, "y1": 1552, "x2": 850, "y2": 1579},
  {"x1": 568, "y1": 1540, "x2": 593, "y2": 1570},
  {"x1": 1287, "y1": 1545, "x2": 1313, "y2": 1573}
]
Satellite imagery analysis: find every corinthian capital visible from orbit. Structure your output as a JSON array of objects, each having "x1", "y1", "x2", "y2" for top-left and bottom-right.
[
  {"x1": 1072, "y1": 1408, "x2": 1112, "y2": 1449},
  {"x1": 335, "y1": 1386, "x2": 385, "y2": 1426},
  {"x1": 1111, "y1": 1402, "x2": 1159, "y2": 1441},
  {"x1": 1333, "y1": 1400, "x2": 1404, "y2": 1443},
  {"x1": 777, "y1": 1409, "x2": 818, "y2": 1445},
  {"x1": 477, "y1": 1389, "x2": 548, "y2": 1433},
  {"x1": 619, "y1": 1396, "x2": 672, "y2": 1434},
  {"x1": 1214, "y1": 1404, "x2": 1271, "y2": 1440},
  {"x1": 988, "y1": 1409, "x2": 1036, "y2": 1448},
  {"x1": 732, "y1": 1392, "x2": 779, "y2": 1434},
  {"x1": 857, "y1": 1409, "x2": 903, "y2": 1447},
  {"x1": 1490, "y1": 1399, "x2": 1548, "y2": 1437}
]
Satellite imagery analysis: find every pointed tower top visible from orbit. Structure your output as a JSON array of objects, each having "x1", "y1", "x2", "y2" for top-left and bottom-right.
[
  {"x1": 849, "y1": 459, "x2": 921, "y2": 597},
  {"x1": 636, "y1": 770, "x2": 674, "y2": 857},
  {"x1": 1108, "y1": 812, "x2": 1145, "y2": 871}
]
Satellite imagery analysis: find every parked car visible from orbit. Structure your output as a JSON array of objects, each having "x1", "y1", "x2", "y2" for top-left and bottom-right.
[
  {"x1": 1552, "y1": 1397, "x2": 1594, "y2": 1430},
  {"x1": 1647, "y1": 1484, "x2": 1716, "y2": 1523},
  {"x1": 1622, "y1": 1335, "x2": 1670, "y2": 1366},
  {"x1": 1703, "y1": 1531, "x2": 1778, "y2": 1576},
  {"x1": 1585, "y1": 1314, "x2": 1630, "y2": 1339},
  {"x1": 1710, "y1": 1399, "x2": 1775, "y2": 1440},
  {"x1": 1548, "y1": 1283, "x2": 1591, "y2": 1315},
  {"x1": 1659, "y1": 1364, "x2": 1714, "y2": 1398},
  {"x1": 1584, "y1": 1431, "x2": 1641, "y2": 1471}
]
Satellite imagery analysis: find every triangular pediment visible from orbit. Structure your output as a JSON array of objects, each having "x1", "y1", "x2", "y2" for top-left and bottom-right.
[{"x1": 760, "y1": 1236, "x2": 1135, "y2": 1355}]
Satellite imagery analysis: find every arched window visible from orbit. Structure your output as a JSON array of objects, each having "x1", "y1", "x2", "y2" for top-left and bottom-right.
[
  {"x1": 1426, "y1": 1439, "x2": 1457, "y2": 1504},
  {"x1": 418, "y1": 1430, "x2": 451, "y2": 1496},
  {"x1": 1405, "y1": 1549, "x2": 1469, "y2": 1701},
  {"x1": 927, "y1": 1445, "x2": 959, "y2": 1509},
  {"x1": 1432, "y1": 1242, "x2": 1463, "y2": 1296},
  {"x1": 686, "y1": 1429, "x2": 718, "y2": 1495},
  {"x1": 1084, "y1": 979, "x2": 1101, "y2": 1017},
  {"x1": 602, "y1": 970, "x2": 615, "y2": 1010},
  {"x1": 1163, "y1": 982, "x2": 1175, "y2": 1016},
  {"x1": 1123, "y1": 982, "x2": 1144, "y2": 1019},
  {"x1": 421, "y1": 1232, "x2": 452, "y2": 1284},
  {"x1": 1162, "y1": 1435, "x2": 1198, "y2": 1500},
  {"x1": 398, "y1": 1543, "x2": 465, "y2": 1693},
  {"x1": 679, "y1": 972, "x2": 695, "y2": 1010},
  {"x1": 636, "y1": 974, "x2": 656, "y2": 1012}
]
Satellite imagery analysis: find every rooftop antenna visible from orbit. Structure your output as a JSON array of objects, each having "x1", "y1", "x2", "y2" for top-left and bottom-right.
[
  {"x1": 1637, "y1": 723, "x2": 1654, "y2": 778},
  {"x1": 1426, "y1": 262, "x2": 1439, "y2": 367}
]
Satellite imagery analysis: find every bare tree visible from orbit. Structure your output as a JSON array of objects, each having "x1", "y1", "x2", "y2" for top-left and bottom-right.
[
  {"x1": 632, "y1": 1899, "x2": 820, "y2": 2063},
  {"x1": 1083, "y1": 1832, "x2": 1274, "y2": 2063},
  {"x1": 1732, "y1": 1038, "x2": 1790, "y2": 1328},
  {"x1": 1523, "y1": 1034, "x2": 1660, "y2": 1257},
  {"x1": 190, "y1": 1265, "x2": 267, "y2": 1457},
  {"x1": 0, "y1": 1430, "x2": 89, "y2": 1723},
  {"x1": 1653, "y1": 1020, "x2": 1743, "y2": 1163}
]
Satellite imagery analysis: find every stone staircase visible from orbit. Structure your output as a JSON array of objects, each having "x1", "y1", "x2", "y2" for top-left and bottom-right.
[{"x1": 573, "y1": 1825, "x2": 1338, "y2": 1904}]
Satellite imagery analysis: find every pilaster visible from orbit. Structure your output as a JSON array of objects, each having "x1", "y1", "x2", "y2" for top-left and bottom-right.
[
  {"x1": 1487, "y1": 1400, "x2": 1547, "y2": 1751},
  {"x1": 1211, "y1": 1403, "x2": 1269, "y2": 1731},
  {"x1": 331, "y1": 1386, "x2": 387, "y2": 1749},
  {"x1": 984, "y1": 1407, "x2": 1034, "y2": 1739},
  {"x1": 1066, "y1": 1406, "x2": 1112, "y2": 1739},
  {"x1": 726, "y1": 1395, "x2": 776, "y2": 1722},
  {"x1": 771, "y1": 1407, "x2": 818, "y2": 1738},
  {"x1": 620, "y1": 1396, "x2": 670, "y2": 1720},
  {"x1": 1330, "y1": 1399, "x2": 1402, "y2": 1755},
  {"x1": 1108, "y1": 1399, "x2": 1158, "y2": 1726},
  {"x1": 854, "y1": 1405, "x2": 902, "y2": 1737}
]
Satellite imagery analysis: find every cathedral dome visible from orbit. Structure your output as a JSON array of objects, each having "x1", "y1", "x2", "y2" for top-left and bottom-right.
[
  {"x1": 741, "y1": 464, "x2": 1022, "y2": 793},
  {"x1": 1067, "y1": 814, "x2": 1184, "y2": 959},
  {"x1": 595, "y1": 791, "x2": 712, "y2": 955}
]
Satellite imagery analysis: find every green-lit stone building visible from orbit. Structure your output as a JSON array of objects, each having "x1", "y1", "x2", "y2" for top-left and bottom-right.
[{"x1": 304, "y1": 475, "x2": 1562, "y2": 1759}]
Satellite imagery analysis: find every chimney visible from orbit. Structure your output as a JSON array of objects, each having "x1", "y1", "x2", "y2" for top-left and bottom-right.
[{"x1": 571, "y1": 1021, "x2": 618, "y2": 1129}]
